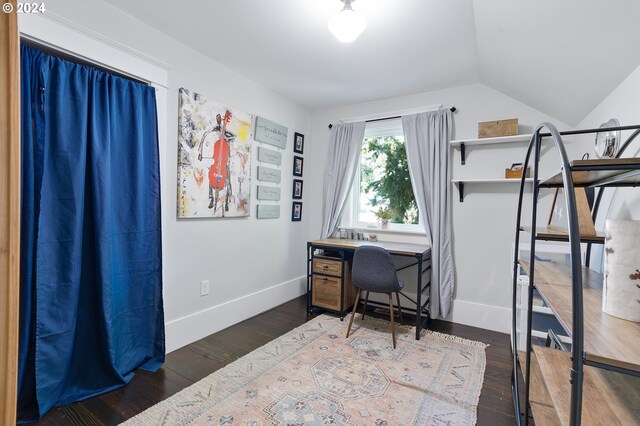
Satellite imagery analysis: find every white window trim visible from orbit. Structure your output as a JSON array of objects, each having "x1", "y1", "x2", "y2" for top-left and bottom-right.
[{"x1": 340, "y1": 118, "x2": 425, "y2": 235}]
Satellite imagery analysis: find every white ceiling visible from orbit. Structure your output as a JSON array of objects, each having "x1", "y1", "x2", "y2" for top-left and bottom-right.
[{"x1": 104, "y1": 0, "x2": 640, "y2": 125}]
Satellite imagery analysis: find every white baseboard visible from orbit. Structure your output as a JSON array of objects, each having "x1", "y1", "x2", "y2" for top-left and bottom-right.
[
  {"x1": 443, "y1": 299, "x2": 511, "y2": 334},
  {"x1": 165, "y1": 276, "x2": 307, "y2": 353}
]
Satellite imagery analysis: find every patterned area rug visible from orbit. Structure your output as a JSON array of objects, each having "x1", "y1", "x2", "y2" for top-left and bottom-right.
[{"x1": 123, "y1": 315, "x2": 488, "y2": 425}]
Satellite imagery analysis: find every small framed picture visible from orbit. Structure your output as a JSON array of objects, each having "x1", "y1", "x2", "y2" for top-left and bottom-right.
[
  {"x1": 294, "y1": 132, "x2": 304, "y2": 154},
  {"x1": 293, "y1": 155, "x2": 304, "y2": 177},
  {"x1": 292, "y1": 179, "x2": 303, "y2": 199},
  {"x1": 292, "y1": 201, "x2": 303, "y2": 221}
]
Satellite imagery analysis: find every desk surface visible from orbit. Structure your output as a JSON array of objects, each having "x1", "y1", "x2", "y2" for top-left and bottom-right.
[{"x1": 310, "y1": 238, "x2": 430, "y2": 257}]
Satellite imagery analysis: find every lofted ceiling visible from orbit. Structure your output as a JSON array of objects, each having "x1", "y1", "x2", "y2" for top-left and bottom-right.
[{"x1": 104, "y1": 0, "x2": 640, "y2": 125}]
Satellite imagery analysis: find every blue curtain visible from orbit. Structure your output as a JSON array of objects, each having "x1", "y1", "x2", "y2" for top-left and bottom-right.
[{"x1": 18, "y1": 45, "x2": 165, "y2": 422}]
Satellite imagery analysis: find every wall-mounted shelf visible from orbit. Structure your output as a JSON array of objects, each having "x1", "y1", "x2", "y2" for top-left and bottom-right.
[
  {"x1": 451, "y1": 134, "x2": 533, "y2": 165},
  {"x1": 451, "y1": 178, "x2": 534, "y2": 202}
]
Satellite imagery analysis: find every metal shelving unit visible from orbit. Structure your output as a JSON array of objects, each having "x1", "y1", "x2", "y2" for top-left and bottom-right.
[{"x1": 510, "y1": 123, "x2": 640, "y2": 425}]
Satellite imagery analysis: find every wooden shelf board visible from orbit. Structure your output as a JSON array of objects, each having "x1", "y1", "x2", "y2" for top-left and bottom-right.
[
  {"x1": 517, "y1": 350, "x2": 562, "y2": 426},
  {"x1": 519, "y1": 260, "x2": 640, "y2": 371},
  {"x1": 520, "y1": 226, "x2": 605, "y2": 244},
  {"x1": 450, "y1": 134, "x2": 533, "y2": 146},
  {"x1": 533, "y1": 346, "x2": 640, "y2": 426},
  {"x1": 540, "y1": 158, "x2": 640, "y2": 187},
  {"x1": 451, "y1": 178, "x2": 534, "y2": 184}
]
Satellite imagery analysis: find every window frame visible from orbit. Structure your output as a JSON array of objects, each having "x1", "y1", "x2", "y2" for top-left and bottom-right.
[{"x1": 341, "y1": 119, "x2": 425, "y2": 234}]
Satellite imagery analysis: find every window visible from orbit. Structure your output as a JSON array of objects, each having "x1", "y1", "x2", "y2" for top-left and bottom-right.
[{"x1": 344, "y1": 119, "x2": 423, "y2": 232}]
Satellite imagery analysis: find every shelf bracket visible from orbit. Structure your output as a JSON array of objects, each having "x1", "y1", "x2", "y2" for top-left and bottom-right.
[
  {"x1": 457, "y1": 182, "x2": 464, "y2": 202},
  {"x1": 460, "y1": 142, "x2": 466, "y2": 165}
]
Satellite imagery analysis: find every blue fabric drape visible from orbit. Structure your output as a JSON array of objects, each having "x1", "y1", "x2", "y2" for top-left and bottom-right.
[{"x1": 18, "y1": 45, "x2": 165, "y2": 423}]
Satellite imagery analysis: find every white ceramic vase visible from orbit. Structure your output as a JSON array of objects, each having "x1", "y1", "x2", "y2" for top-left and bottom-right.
[
  {"x1": 380, "y1": 219, "x2": 389, "y2": 229},
  {"x1": 603, "y1": 219, "x2": 640, "y2": 322}
]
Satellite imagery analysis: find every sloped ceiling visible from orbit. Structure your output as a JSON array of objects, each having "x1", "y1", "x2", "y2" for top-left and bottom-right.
[{"x1": 103, "y1": 0, "x2": 640, "y2": 125}]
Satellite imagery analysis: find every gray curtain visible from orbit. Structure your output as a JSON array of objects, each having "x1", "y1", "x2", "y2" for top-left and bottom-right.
[
  {"x1": 320, "y1": 122, "x2": 366, "y2": 238},
  {"x1": 402, "y1": 110, "x2": 454, "y2": 319}
]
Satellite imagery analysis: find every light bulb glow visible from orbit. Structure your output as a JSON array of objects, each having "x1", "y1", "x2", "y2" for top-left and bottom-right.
[{"x1": 328, "y1": 2, "x2": 367, "y2": 43}]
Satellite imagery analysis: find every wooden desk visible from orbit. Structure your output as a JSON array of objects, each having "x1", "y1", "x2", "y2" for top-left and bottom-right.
[{"x1": 307, "y1": 238, "x2": 432, "y2": 340}]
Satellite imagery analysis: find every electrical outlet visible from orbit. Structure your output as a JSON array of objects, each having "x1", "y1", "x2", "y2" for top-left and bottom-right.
[{"x1": 200, "y1": 280, "x2": 210, "y2": 296}]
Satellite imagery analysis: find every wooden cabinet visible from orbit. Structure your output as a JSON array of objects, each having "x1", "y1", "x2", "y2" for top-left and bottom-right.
[{"x1": 310, "y1": 255, "x2": 356, "y2": 315}]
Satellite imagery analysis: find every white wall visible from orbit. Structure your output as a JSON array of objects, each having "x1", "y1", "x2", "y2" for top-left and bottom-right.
[
  {"x1": 308, "y1": 83, "x2": 575, "y2": 333},
  {"x1": 574, "y1": 63, "x2": 640, "y2": 271},
  {"x1": 30, "y1": 0, "x2": 313, "y2": 352}
]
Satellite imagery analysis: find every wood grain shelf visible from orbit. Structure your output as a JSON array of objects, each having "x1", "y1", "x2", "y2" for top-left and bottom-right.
[
  {"x1": 520, "y1": 226, "x2": 606, "y2": 244},
  {"x1": 540, "y1": 158, "x2": 640, "y2": 188},
  {"x1": 517, "y1": 351, "x2": 561, "y2": 426},
  {"x1": 533, "y1": 346, "x2": 640, "y2": 426},
  {"x1": 519, "y1": 259, "x2": 640, "y2": 372}
]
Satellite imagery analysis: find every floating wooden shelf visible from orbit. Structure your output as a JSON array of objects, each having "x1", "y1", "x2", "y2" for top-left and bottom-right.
[
  {"x1": 540, "y1": 158, "x2": 640, "y2": 188},
  {"x1": 517, "y1": 350, "x2": 561, "y2": 426},
  {"x1": 451, "y1": 178, "x2": 533, "y2": 202},
  {"x1": 519, "y1": 259, "x2": 640, "y2": 372},
  {"x1": 450, "y1": 134, "x2": 533, "y2": 165},
  {"x1": 520, "y1": 226, "x2": 606, "y2": 244},
  {"x1": 533, "y1": 346, "x2": 640, "y2": 426}
]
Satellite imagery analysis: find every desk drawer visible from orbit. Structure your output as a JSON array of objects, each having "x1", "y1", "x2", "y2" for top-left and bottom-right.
[
  {"x1": 312, "y1": 275, "x2": 342, "y2": 310},
  {"x1": 312, "y1": 257, "x2": 343, "y2": 276}
]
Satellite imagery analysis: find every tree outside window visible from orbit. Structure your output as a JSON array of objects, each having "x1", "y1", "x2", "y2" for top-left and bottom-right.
[{"x1": 359, "y1": 135, "x2": 419, "y2": 225}]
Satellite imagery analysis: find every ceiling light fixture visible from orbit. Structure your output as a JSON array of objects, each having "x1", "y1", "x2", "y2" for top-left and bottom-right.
[{"x1": 328, "y1": 0, "x2": 367, "y2": 43}]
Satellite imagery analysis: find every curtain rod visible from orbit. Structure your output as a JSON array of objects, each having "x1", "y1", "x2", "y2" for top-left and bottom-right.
[{"x1": 328, "y1": 107, "x2": 457, "y2": 129}]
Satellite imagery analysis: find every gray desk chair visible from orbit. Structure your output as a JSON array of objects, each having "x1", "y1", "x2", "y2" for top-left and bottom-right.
[{"x1": 346, "y1": 245, "x2": 404, "y2": 348}]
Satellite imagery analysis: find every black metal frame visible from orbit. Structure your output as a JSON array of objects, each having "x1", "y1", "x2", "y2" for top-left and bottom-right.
[
  {"x1": 510, "y1": 123, "x2": 640, "y2": 425},
  {"x1": 307, "y1": 241, "x2": 431, "y2": 338}
]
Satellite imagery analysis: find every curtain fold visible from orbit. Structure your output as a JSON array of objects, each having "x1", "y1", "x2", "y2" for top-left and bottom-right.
[
  {"x1": 402, "y1": 110, "x2": 454, "y2": 319},
  {"x1": 320, "y1": 122, "x2": 366, "y2": 238},
  {"x1": 18, "y1": 45, "x2": 165, "y2": 422}
]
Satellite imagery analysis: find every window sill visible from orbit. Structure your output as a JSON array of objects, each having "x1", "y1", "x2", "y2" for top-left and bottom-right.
[{"x1": 346, "y1": 225, "x2": 427, "y2": 237}]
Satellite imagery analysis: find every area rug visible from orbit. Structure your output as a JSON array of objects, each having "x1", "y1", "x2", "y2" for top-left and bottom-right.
[{"x1": 123, "y1": 315, "x2": 488, "y2": 425}]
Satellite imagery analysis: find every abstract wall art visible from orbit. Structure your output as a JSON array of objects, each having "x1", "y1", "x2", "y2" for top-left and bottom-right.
[{"x1": 177, "y1": 88, "x2": 253, "y2": 218}]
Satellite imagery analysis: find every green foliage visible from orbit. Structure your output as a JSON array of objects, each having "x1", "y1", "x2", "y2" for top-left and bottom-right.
[
  {"x1": 374, "y1": 207, "x2": 394, "y2": 220},
  {"x1": 361, "y1": 136, "x2": 418, "y2": 224}
]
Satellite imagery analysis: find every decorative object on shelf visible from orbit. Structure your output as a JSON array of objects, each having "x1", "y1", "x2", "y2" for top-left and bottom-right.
[
  {"x1": 177, "y1": 88, "x2": 253, "y2": 218},
  {"x1": 328, "y1": 0, "x2": 367, "y2": 43},
  {"x1": 547, "y1": 188, "x2": 596, "y2": 237},
  {"x1": 368, "y1": 233, "x2": 378, "y2": 242},
  {"x1": 293, "y1": 155, "x2": 304, "y2": 177},
  {"x1": 603, "y1": 219, "x2": 640, "y2": 322},
  {"x1": 505, "y1": 163, "x2": 530, "y2": 179},
  {"x1": 257, "y1": 204, "x2": 280, "y2": 219},
  {"x1": 478, "y1": 118, "x2": 518, "y2": 138},
  {"x1": 257, "y1": 147, "x2": 282, "y2": 165},
  {"x1": 595, "y1": 118, "x2": 621, "y2": 159},
  {"x1": 257, "y1": 165, "x2": 281, "y2": 183},
  {"x1": 257, "y1": 185, "x2": 281, "y2": 201},
  {"x1": 292, "y1": 179, "x2": 303, "y2": 199},
  {"x1": 293, "y1": 132, "x2": 304, "y2": 154},
  {"x1": 374, "y1": 207, "x2": 394, "y2": 229},
  {"x1": 254, "y1": 116, "x2": 288, "y2": 149},
  {"x1": 292, "y1": 201, "x2": 303, "y2": 221}
]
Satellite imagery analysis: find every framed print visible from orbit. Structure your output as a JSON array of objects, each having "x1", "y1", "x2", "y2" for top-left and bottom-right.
[
  {"x1": 292, "y1": 179, "x2": 303, "y2": 199},
  {"x1": 257, "y1": 204, "x2": 280, "y2": 219},
  {"x1": 294, "y1": 132, "x2": 304, "y2": 154},
  {"x1": 293, "y1": 155, "x2": 304, "y2": 177},
  {"x1": 292, "y1": 201, "x2": 302, "y2": 222},
  {"x1": 254, "y1": 116, "x2": 288, "y2": 149}
]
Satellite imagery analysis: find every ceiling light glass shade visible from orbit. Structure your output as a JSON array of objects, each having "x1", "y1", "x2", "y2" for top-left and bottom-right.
[{"x1": 328, "y1": 2, "x2": 367, "y2": 43}]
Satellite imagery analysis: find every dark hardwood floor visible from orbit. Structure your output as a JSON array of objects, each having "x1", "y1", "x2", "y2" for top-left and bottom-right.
[{"x1": 34, "y1": 296, "x2": 516, "y2": 425}]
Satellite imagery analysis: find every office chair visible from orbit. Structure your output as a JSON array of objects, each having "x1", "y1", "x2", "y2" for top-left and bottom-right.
[{"x1": 346, "y1": 245, "x2": 404, "y2": 348}]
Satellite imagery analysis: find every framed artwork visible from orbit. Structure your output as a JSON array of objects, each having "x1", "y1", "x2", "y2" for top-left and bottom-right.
[
  {"x1": 292, "y1": 201, "x2": 303, "y2": 222},
  {"x1": 294, "y1": 132, "x2": 304, "y2": 154},
  {"x1": 177, "y1": 88, "x2": 252, "y2": 218},
  {"x1": 254, "y1": 116, "x2": 288, "y2": 149},
  {"x1": 292, "y1": 179, "x2": 303, "y2": 199},
  {"x1": 293, "y1": 155, "x2": 304, "y2": 177}
]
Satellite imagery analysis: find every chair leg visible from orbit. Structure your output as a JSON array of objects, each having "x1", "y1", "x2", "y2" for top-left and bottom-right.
[
  {"x1": 396, "y1": 291, "x2": 403, "y2": 325},
  {"x1": 346, "y1": 289, "x2": 361, "y2": 339},
  {"x1": 361, "y1": 291, "x2": 369, "y2": 320},
  {"x1": 388, "y1": 293, "x2": 396, "y2": 349}
]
